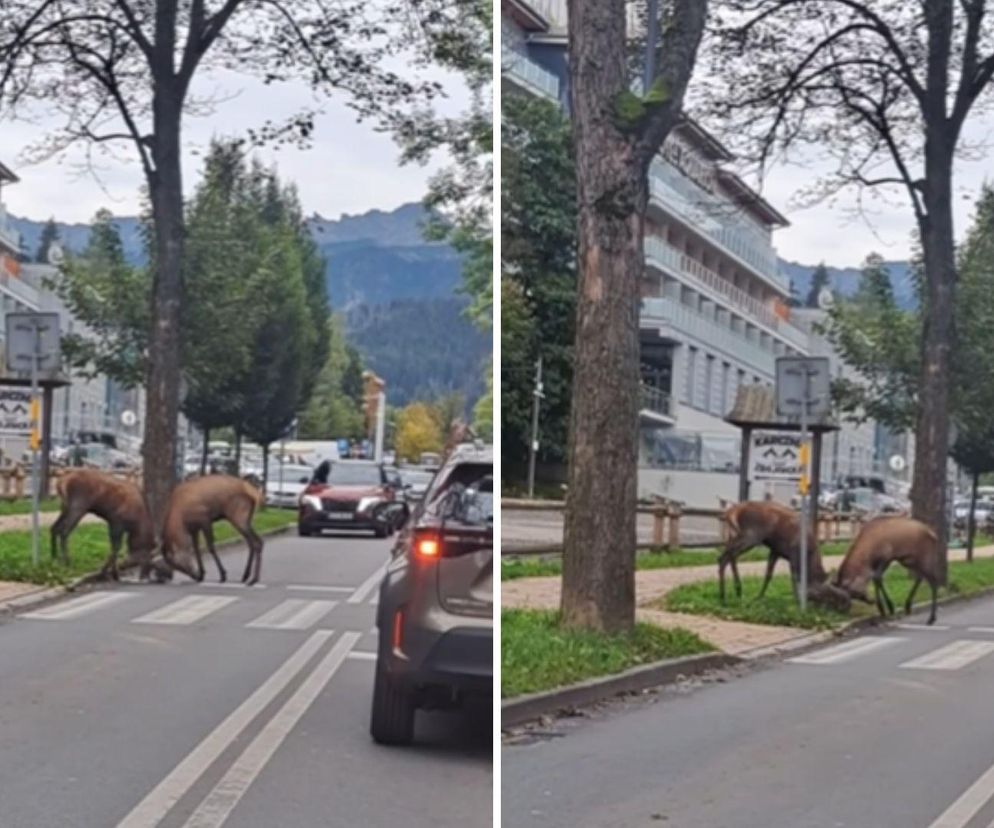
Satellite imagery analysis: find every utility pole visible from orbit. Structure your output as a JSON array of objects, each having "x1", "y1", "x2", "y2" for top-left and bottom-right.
[
  {"x1": 644, "y1": 0, "x2": 659, "y2": 91},
  {"x1": 527, "y1": 356, "x2": 543, "y2": 498}
]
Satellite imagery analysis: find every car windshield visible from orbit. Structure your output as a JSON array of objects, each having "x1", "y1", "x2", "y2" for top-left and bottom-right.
[{"x1": 327, "y1": 464, "x2": 381, "y2": 486}]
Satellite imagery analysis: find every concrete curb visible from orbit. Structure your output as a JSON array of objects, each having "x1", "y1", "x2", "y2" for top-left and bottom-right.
[
  {"x1": 501, "y1": 651, "x2": 741, "y2": 728},
  {"x1": 0, "y1": 522, "x2": 294, "y2": 616}
]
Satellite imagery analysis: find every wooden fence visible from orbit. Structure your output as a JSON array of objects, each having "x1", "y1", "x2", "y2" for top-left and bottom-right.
[
  {"x1": 0, "y1": 465, "x2": 142, "y2": 501},
  {"x1": 502, "y1": 496, "x2": 874, "y2": 554}
]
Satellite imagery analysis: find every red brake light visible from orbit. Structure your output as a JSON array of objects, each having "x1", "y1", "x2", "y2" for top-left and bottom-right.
[{"x1": 416, "y1": 536, "x2": 440, "y2": 558}]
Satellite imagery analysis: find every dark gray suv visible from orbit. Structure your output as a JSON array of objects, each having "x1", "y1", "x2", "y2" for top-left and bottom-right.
[{"x1": 370, "y1": 443, "x2": 493, "y2": 745}]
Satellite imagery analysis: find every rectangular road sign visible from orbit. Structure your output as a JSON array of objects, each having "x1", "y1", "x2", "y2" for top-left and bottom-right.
[
  {"x1": 5, "y1": 312, "x2": 61, "y2": 373},
  {"x1": 775, "y1": 356, "x2": 831, "y2": 418},
  {"x1": 749, "y1": 431, "x2": 802, "y2": 481},
  {"x1": 0, "y1": 388, "x2": 37, "y2": 435}
]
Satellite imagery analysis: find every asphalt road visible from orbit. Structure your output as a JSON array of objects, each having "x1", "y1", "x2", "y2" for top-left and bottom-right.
[
  {"x1": 0, "y1": 529, "x2": 491, "y2": 828},
  {"x1": 503, "y1": 593, "x2": 994, "y2": 828},
  {"x1": 501, "y1": 510, "x2": 719, "y2": 552}
]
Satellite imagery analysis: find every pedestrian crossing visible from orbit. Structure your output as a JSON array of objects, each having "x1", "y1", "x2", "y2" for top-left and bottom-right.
[
  {"x1": 789, "y1": 633, "x2": 994, "y2": 672},
  {"x1": 18, "y1": 589, "x2": 373, "y2": 634}
]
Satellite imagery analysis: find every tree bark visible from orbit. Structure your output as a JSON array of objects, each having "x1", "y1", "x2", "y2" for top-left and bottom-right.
[
  {"x1": 967, "y1": 468, "x2": 979, "y2": 563},
  {"x1": 143, "y1": 95, "x2": 184, "y2": 533},
  {"x1": 262, "y1": 443, "x2": 270, "y2": 492},
  {"x1": 200, "y1": 427, "x2": 210, "y2": 475},
  {"x1": 234, "y1": 430, "x2": 242, "y2": 475},
  {"x1": 912, "y1": 145, "x2": 955, "y2": 584},
  {"x1": 560, "y1": 0, "x2": 645, "y2": 633}
]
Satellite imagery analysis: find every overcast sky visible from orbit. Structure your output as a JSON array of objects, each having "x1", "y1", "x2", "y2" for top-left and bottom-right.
[{"x1": 2, "y1": 63, "x2": 470, "y2": 229}]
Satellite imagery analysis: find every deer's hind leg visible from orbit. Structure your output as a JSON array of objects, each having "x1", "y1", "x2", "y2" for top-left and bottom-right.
[
  {"x1": 98, "y1": 523, "x2": 125, "y2": 581},
  {"x1": 52, "y1": 503, "x2": 87, "y2": 566},
  {"x1": 203, "y1": 523, "x2": 226, "y2": 583},
  {"x1": 718, "y1": 537, "x2": 755, "y2": 603}
]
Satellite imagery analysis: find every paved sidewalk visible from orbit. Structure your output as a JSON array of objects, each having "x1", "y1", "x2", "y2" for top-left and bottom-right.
[{"x1": 502, "y1": 544, "x2": 994, "y2": 656}]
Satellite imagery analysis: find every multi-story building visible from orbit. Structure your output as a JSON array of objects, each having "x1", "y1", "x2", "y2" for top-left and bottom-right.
[
  {"x1": 0, "y1": 160, "x2": 146, "y2": 459},
  {"x1": 503, "y1": 0, "x2": 816, "y2": 503}
]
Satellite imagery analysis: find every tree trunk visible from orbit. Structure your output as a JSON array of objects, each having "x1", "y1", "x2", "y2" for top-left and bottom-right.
[
  {"x1": 234, "y1": 430, "x2": 242, "y2": 475},
  {"x1": 912, "y1": 149, "x2": 956, "y2": 584},
  {"x1": 968, "y1": 468, "x2": 979, "y2": 563},
  {"x1": 200, "y1": 428, "x2": 210, "y2": 475},
  {"x1": 560, "y1": 0, "x2": 645, "y2": 633},
  {"x1": 143, "y1": 95, "x2": 185, "y2": 532},
  {"x1": 262, "y1": 443, "x2": 270, "y2": 494}
]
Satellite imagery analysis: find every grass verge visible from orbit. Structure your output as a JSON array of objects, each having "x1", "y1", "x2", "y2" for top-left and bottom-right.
[
  {"x1": 663, "y1": 555, "x2": 994, "y2": 630},
  {"x1": 0, "y1": 498, "x2": 60, "y2": 516},
  {"x1": 502, "y1": 541, "x2": 850, "y2": 581},
  {"x1": 0, "y1": 507, "x2": 297, "y2": 586},
  {"x1": 501, "y1": 608, "x2": 714, "y2": 698}
]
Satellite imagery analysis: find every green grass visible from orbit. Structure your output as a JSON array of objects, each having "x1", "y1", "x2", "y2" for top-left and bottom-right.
[
  {"x1": 0, "y1": 498, "x2": 60, "y2": 516},
  {"x1": 0, "y1": 507, "x2": 297, "y2": 586},
  {"x1": 663, "y1": 555, "x2": 994, "y2": 630},
  {"x1": 501, "y1": 541, "x2": 850, "y2": 581},
  {"x1": 501, "y1": 609, "x2": 714, "y2": 698}
]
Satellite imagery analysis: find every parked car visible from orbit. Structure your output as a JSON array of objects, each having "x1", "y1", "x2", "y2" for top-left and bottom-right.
[
  {"x1": 297, "y1": 460, "x2": 401, "y2": 537},
  {"x1": 397, "y1": 467, "x2": 435, "y2": 505},
  {"x1": 839, "y1": 486, "x2": 908, "y2": 516},
  {"x1": 954, "y1": 498, "x2": 994, "y2": 529},
  {"x1": 370, "y1": 443, "x2": 493, "y2": 745},
  {"x1": 265, "y1": 463, "x2": 314, "y2": 509}
]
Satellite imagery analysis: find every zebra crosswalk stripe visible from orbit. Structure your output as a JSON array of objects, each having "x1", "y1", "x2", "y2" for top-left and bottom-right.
[
  {"x1": 132, "y1": 595, "x2": 238, "y2": 626},
  {"x1": 22, "y1": 591, "x2": 139, "y2": 621},
  {"x1": 787, "y1": 636, "x2": 904, "y2": 665},
  {"x1": 900, "y1": 640, "x2": 994, "y2": 671},
  {"x1": 245, "y1": 599, "x2": 336, "y2": 631}
]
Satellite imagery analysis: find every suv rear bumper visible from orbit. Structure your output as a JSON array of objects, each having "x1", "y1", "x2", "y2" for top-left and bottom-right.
[{"x1": 381, "y1": 623, "x2": 492, "y2": 692}]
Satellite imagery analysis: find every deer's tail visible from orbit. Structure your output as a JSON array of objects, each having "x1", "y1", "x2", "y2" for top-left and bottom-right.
[{"x1": 723, "y1": 505, "x2": 741, "y2": 535}]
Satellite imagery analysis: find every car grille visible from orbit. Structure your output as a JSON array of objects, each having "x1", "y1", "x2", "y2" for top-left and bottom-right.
[{"x1": 321, "y1": 499, "x2": 358, "y2": 512}]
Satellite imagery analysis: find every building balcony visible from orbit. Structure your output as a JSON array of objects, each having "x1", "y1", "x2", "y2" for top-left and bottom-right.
[
  {"x1": 648, "y1": 162, "x2": 788, "y2": 292},
  {"x1": 640, "y1": 382, "x2": 674, "y2": 424},
  {"x1": 501, "y1": 47, "x2": 560, "y2": 100},
  {"x1": 0, "y1": 203, "x2": 22, "y2": 258},
  {"x1": 641, "y1": 294, "x2": 775, "y2": 376},
  {"x1": 643, "y1": 235, "x2": 809, "y2": 352}
]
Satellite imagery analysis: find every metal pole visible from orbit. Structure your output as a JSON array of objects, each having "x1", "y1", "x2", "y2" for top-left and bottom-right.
[
  {"x1": 527, "y1": 356, "x2": 543, "y2": 498},
  {"x1": 798, "y1": 368, "x2": 810, "y2": 612},
  {"x1": 30, "y1": 327, "x2": 40, "y2": 567},
  {"x1": 644, "y1": 0, "x2": 660, "y2": 91},
  {"x1": 374, "y1": 391, "x2": 386, "y2": 463}
]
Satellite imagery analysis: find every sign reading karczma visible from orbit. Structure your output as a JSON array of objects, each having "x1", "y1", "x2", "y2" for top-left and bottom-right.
[
  {"x1": 749, "y1": 431, "x2": 802, "y2": 481},
  {"x1": 0, "y1": 388, "x2": 36, "y2": 435}
]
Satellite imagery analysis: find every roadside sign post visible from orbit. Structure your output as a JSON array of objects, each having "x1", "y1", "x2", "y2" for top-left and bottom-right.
[
  {"x1": 6, "y1": 313, "x2": 61, "y2": 567},
  {"x1": 776, "y1": 356, "x2": 831, "y2": 612}
]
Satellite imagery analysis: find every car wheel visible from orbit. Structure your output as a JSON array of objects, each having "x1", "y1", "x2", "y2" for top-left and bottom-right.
[
  {"x1": 370, "y1": 657, "x2": 415, "y2": 745},
  {"x1": 374, "y1": 526, "x2": 389, "y2": 539},
  {"x1": 298, "y1": 525, "x2": 312, "y2": 537}
]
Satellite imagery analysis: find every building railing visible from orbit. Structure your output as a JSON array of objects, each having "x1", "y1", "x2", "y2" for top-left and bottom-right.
[
  {"x1": 0, "y1": 203, "x2": 21, "y2": 257},
  {"x1": 642, "y1": 235, "x2": 809, "y2": 352},
  {"x1": 640, "y1": 382, "x2": 672, "y2": 419},
  {"x1": 649, "y1": 162, "x2": 788, "y2": 291},
  {"x1": 501, "y1": 49, "x2": 560, "y2": 100},
  {"x1": 641, "y1": 294, "x2": 775, "y2": 374}
]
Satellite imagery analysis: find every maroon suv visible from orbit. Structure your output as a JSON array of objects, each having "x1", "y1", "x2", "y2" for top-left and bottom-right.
[{"x1": 298, "y1": 460, "x2": 402, "y2": 538}]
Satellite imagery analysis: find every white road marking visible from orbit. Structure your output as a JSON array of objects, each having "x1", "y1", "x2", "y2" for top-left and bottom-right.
[
  {"x1": 197, "y1": 582, "x2": 267, "y2": 590},
  {"x1": 787, "y1": 636, "x2": 903, "y2": 665},
  {"x1": 21, "y1": 591, "x2": 138, "y2": 621},
  {"x1": 968, "y1": 627, "x2": 994, "y2": 634},
  {"x1": 115, "y1": 630, "x2": 334, "y2": 828},
  {"x1": 131, "y1": 595, "x2": 237, "y2": 626},
  {"x1": 927, "y1": 758, "x2": 994, "y2": 827},
  {"x1": 346, "y1": 562, "x2": 387, "y2": 604},
  {"x1": 180, "y1": 632, "x2": 361, "y2": 828},
  {"x1": 895, "y1": 623, "x2": 949, "y2": 631},
  {"x1": 900, "y1": 640, "x2": 994, "y2": 671},
  {"x1": 347, "y1": 650, "x2": 376, "y2": 661},
  {"x1": 245, "y1": 599, "x2": 336, "y2": 631},
  {"x1": 286, "y1": 585, "x2": 353, "y2": 594}
]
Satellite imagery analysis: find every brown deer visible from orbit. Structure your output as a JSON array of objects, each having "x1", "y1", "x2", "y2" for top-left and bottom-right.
[
  {"x1": 51, "y1": 469, "x2": 157, "y2": 581},
  {"x1": 160, "y1": 474, "x2": 264, "y2": 585},
  {"x1": 718, "y1": 500, "x2": 826, "y2": 603},
  {"x1": 830, "y1": 516, "x2": 941, "y2": 625}
]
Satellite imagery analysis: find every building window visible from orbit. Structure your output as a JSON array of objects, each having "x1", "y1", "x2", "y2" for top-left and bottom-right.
[
  {"x1": 686, "y1": 346, "x2": 698, "y2": 407},
  {"x1": 704, "y1": 354, "x2": 715, "y2": 413},
  {"x1": 720, "y1": 362, "x2": 731, "y2": 414}
]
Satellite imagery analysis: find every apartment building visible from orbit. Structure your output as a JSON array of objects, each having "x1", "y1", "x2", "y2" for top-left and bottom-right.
[{"x1": 503, "y1": 0, "x2": 819, "y2": 502}]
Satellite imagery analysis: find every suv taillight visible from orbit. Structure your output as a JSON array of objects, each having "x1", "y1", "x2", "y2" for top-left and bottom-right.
[{"x1": 413, "y1": 530, "x2": 441, "y2": 560}]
